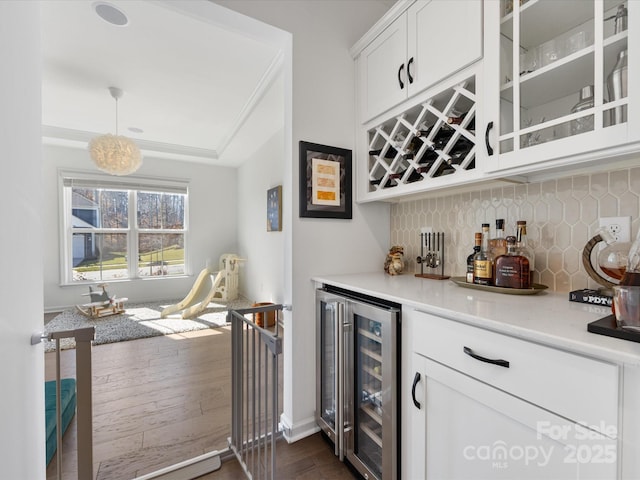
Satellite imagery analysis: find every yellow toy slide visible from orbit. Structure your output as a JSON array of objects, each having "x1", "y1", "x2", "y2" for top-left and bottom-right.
[
  {"x1": 161, "y1": 267, "x2": 222, "y2": 319},
  {"x1": 161, "y1": 254, "x2": 243, "y2": 319}
]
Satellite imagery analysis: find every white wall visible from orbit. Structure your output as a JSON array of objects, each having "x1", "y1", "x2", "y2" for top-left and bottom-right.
[
  {"x1": 0, "y1": 2, "x2": 46, "y2": 477},
  {"x1": 42, "y1": 145, "x2": 239, "y2": 310},
  {"x1": 237, "y1": 128, "x2": 286, "y2": 303},
  {"x1": 215, "y1": 0, "x2": 392, "y2": 440},
  {"x1": 228, "y1": 64, "x2": 286, "y2": 304}
]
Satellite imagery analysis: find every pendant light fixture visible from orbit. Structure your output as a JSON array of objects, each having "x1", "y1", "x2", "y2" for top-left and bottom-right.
[{"x1": 89, "y1": 86, "x2": 142, "y2": 176}]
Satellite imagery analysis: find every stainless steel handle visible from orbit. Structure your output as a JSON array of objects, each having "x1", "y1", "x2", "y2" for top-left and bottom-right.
[{"x1": 336, "y1": 302, "x2": 345, "y2": 461}]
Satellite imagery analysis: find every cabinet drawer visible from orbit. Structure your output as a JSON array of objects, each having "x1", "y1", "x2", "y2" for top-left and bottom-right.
[{"x1": 411, "y1": 309, "x2": 619, "y2": 437}]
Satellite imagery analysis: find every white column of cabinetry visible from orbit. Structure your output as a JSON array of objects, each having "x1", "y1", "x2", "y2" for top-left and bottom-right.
[{"x1": 353, "y1": 0, "x2": 485, "y2": 202}]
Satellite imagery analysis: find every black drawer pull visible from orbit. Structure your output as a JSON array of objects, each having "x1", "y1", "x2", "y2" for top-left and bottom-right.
[
  {"x1": 411, "y1": 371, "x2": 421, "y2": 409},
  {"x1": 398, "y1": 64, "x2": 405, "y2": 89},
  {"x1": 463, "y1": 346, "x2": 509, "y2": 368}
]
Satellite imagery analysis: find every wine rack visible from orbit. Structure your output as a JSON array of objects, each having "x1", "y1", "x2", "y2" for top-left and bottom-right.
[{"x1": 366, "y1": 75, "x2": 477, "y2": 194}]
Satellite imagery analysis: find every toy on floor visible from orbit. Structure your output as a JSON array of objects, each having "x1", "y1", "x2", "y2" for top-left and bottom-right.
[
  {"x1": 161, "y1": 253, "x2": 245, "y2": 319},
  {"x1": 76, "y1": 284, "x2": 128, "y2": 318}
]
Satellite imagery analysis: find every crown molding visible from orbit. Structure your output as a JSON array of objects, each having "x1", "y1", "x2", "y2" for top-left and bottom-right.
[
  {"x1": 349, "y1": 0, "x2": 415, "y2": 58},
  {"x1": 216, "y1": 49, "x2": 285, "y2": 158},
  {"x1": 41, "y1": 126, "x2": 219, "y2": 164}
]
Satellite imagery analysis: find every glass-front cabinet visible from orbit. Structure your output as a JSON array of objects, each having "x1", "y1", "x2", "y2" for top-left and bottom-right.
[{"x1": 484, "y1": 0, "x2": 639, "y2": 173}]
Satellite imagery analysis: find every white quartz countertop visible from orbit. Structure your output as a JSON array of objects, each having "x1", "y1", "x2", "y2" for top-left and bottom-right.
[{"x1": 312, "y1": 272, "x2": 640, "y2": 366}]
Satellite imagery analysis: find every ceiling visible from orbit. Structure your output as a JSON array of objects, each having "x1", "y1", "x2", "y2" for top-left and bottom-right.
[{"x1": 41, "y1": 0, "x2": 284, "y2": 167}]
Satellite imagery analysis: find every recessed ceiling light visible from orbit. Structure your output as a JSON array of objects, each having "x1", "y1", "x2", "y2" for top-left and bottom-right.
[
  {"x1": 128, "y1": 127, "x2": 144, "y2": 134},
  {"x1": 93, "y1": 2, "x2": 129, "y2": 27}
]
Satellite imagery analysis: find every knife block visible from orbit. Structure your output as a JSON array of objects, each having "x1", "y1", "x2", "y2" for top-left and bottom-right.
[{"x1": 415, "y1": 231, "x2": 449, "y2": 280}]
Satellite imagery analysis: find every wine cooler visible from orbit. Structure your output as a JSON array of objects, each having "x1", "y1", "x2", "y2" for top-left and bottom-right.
[{"x1": 316, "y1": 286, "x2": 400, "y2": 480}]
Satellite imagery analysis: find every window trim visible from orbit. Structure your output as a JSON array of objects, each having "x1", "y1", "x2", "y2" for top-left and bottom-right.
[{"x1": 59, "y1": 169, "x2": 190, "y2": 285}]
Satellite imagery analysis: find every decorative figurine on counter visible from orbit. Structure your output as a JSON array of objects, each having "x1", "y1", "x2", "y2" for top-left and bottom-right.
[{"x1": 384, "y1": 246, "x2": 404, "y2": 275}]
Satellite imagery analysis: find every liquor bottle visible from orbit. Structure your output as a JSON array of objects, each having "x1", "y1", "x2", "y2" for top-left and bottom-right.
[
  {"x1": 369, "y1": 146, "x2": 398, "y2": 159},
  {"x1": 489, "y1": 219, "x2": 507, "y2": 258},
  {"x1": 388, "y1": 169, "x2": 424, "y2": 184},
  {"x1": 433, "y1": 162, "x2": 456, "y2": 177},
  {"x1": 494, "y1": 236, "x2": 530, "y2": 288},
  {"x1": 369, "y1": 176, "x2": 398, "y2": 188},
  {"x1": 416, "y1": 124, "x2": 454, "y2": 150},
  {"x1": 405, "y1": 169, "x2": 425, "y2": 183},
  {"x1": 401, "y1": 135, "x2": 427, "y2": 159},
  {"x1": 447, "y1": 112, "x2": 475, "y2": 131},
  {"x1": 473, "y1": 223, "x2": 493, "y2": 285},
  {"x1": 447, "y1": 138, "x2": 474, "y2": 164},
  {"x1": 466, "y1": 232, "x2": 482, "y2": 283},
  {"x1": 516, "y1": 220, "x2": 535, "y2": 284},
  {"x1": 432, "y1": 128, "x2": 455, "y2": 150},
  {"x1": 415, "y1": 125, "x2": 434, "y2": 138}
]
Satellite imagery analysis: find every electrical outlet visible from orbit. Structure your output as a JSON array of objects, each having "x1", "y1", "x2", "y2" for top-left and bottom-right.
[{"x1": 599, "y1": 216, "x2": 631, "y2": 243}]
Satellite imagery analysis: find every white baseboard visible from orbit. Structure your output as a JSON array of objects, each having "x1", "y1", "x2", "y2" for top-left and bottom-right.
[
  {"x1": 280, "y1": 413, "x2": 319, "y2": 443},
  {"x1": 45, "y1": 305, "x2": 73, "y2": 314}
]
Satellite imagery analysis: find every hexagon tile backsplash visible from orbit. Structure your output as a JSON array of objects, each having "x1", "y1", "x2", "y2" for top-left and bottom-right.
[{"x1": 390, "y1": 167, "x2": 640, "y2": 292}]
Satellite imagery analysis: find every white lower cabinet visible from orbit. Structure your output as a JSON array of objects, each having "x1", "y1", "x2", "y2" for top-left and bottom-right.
[{"x1": 403, "y1": 308, "x2": 621, "y2": 479}]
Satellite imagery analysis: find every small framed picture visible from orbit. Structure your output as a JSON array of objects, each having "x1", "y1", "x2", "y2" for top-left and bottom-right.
[
  {"x1": 267, "y1": 185, "x2": 282, "y2": 231},
  {"x1": 299, "y1": 141, "x2": 352, "y2": 219}
]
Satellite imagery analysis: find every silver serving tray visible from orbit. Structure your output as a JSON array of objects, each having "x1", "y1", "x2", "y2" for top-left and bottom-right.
[{"x1": 450, "y1": 276, "x2": 548, "y2": 295}]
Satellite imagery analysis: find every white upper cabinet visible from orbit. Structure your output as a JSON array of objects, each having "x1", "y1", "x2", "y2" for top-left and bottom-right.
[
  {"x1": 407, "y1": 0, "x2": 483, "y2": 95},
  {"x1": 483, "y1": 0, "x2": 640, "y2": 173},
  {"x1": 358, "y1": 12, "x2": 408, "y2": 124},
  {"x1": 357, "y1": 0, "x2": 483, "y2": 124}
]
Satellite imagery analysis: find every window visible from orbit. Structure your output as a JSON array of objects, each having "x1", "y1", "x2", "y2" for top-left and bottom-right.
[{"x1": 61, "y1": 172, "x2": 188, "y2": 283}]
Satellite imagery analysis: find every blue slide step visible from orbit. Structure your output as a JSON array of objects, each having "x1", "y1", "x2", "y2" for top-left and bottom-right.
[{"x1": 45, "y1": 378, "x2": 77, "y2": 465}]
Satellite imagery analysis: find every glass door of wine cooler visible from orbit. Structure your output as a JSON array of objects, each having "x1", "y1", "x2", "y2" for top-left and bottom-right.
[
  {"x1": 316, "y1": 291, "x2": 342, "y2": 454},
  {"x1": 347, "y1": 302, "x2": 398, "y2": 480}
]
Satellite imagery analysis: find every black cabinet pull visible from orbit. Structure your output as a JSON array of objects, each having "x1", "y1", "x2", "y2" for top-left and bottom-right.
[
  {"x1": 485, "y1": 121, "x2": 494, "y2": 156},
  {"x1": 407, "y1": 57, "x2": 414, "y2": 84},
  {"x1": 398, "y1": 64, "x2": 405, "y2": 89},
  {"x1": 411, "y1": 371, "x2": 421, "y2": 409},
  {"x1": 463, "y1": 346, "x2": 509, "y2": 368}
]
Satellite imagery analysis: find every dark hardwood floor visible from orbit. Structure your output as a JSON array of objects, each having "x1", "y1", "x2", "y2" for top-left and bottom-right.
[
  {"x1": 203, "y1": 433, "x2": 358, "y2": 479},
  {"x1": 44, "y1": 320, "x2": 354, "y2": 479}
]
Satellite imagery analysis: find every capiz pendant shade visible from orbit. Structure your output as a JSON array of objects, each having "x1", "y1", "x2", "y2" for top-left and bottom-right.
[
  {"x1": 89, "y1": 134, "x2": 142, "y2": 175},
  {"x1": 88, "y1": 86, "x2": 142, "y2": 175}
]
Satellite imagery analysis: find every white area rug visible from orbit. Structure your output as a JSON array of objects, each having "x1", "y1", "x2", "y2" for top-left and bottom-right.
[{"x1": 44, "y1": 296, "x2": 253, "y2": 352}]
